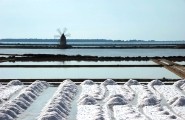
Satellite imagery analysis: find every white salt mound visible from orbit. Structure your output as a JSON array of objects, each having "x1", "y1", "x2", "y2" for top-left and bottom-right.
[
  {"x1": 174, "y1": 80, "x2": 185, "y2": 89},
  {"x1": 0, "y1": 109, "x2": 17, "y2": 118},
  {"x1": 37, "y1": 80, "x2": 77, "y2": 120},
  {"x1": 0, "y1": 113, "x2": 14, "y2": 120},
  {"x1": 4, "y1": 105, "x2": 21, "y2": 115},
  {"x1": 78, "y1": 96, "x2": 97, "y2": 105},
  {"x1": 81, "y1": 80, "x2": 94, "y2": 85},
  {"x1": 40, "y1": 111, "x2": 62, "y2": 120},
  {"x1": 106, "y1": 96, "x2": 127, "y2": 106},
  {"x1": 170, "y1": 96, "x2": 185, "y2": 106},
  {"x1": 101, "y1": 79, "x2": 117, "y2": 86},
  {"x1": 148, "y1": 80, "x2": 164, "y2": 87},
  {"x1": 7, "y1": 80, "x2": 23, "y2": 86},
  {"x1": 41, "y1": 81, "x2": 50, "y2": 88},
  {"x1": 125, "y1": 79, "x2": 140, "y2": 86},
  {"x1": 139, "y1": 96, "x2": 159, "y2": 107},
  {"x1": 18, "y1": 93, "x2": 34, "y2": 103}
]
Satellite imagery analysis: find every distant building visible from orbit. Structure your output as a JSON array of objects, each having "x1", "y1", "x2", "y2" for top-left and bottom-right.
[{"x1": 59, "y1": 33, "x2": 71, "y2": 48}]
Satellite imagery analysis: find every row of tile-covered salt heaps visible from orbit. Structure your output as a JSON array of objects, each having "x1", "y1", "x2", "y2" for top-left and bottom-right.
[{"x1": 0, "y1": 79, "x2": 185, "y2": 120}]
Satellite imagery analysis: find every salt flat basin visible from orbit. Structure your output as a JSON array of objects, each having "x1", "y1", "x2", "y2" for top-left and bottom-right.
[{"x1": 0, "y1": 79, "x2": 185, "y2": 120}]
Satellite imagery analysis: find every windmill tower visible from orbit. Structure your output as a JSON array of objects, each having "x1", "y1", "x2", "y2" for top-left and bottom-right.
[{"x1": 56, "y1": 28, "x2": 71, "y2": 48}]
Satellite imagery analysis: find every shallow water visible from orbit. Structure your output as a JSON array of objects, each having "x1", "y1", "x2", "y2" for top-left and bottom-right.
[
  {"x1": 0, "y1": 61, "x2": 156, "y2": 65},
  {"x1": 0, "y1": 67, "x2": 180, "y2": 79},
  {"x1": 1, "y1": 48, "x2": 185, "y2": 57}
]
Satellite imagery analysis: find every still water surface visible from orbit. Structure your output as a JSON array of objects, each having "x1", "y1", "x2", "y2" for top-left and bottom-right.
[
  {"x1": 0, "y1": 61, "x2": 156, "y2": 65},
  {"x1": 0, "y1": 49, "x2": 184, "y2": 79},
  {"x1": 1, "y1": 48, "x2": 185, "y2": 57},
  {"x1": 0, "y1": 67, "x2": 180, "y2": 79}
]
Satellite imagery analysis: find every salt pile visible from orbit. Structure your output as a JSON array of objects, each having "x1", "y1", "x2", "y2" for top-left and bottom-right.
[
  {"x1": 0, "y1": 80, "x2": 49, "y2": 119},
  {"x1": 174, "y1": 80, "x2": 185, "y2": 90},
  {"x1": 0, "y1": 79, "x2": 185, "y2": 119},
  {"x1": 154, "y1": 84, "x2": 184, "y2": 102},
  {"x1": 143, "y1": 106, "x2": 181, "y2": 120},
  {"x1": 101, "y1": 79, "x2": 117, "y2": 86},
  {"x1": 170, "y1": 96, "x2": 185, "y2": 106},
  {"x1": 78, "y1": 95, "x2": 97, "y2": 105},
  {"x1": 7, "y1": 80, "x2": 23, "y2": 86},
  {"x1": 113, "y1": 105, "x2": 148, "y2": 120},
  {"x1": 138, "y1": 85, "x2": 160, "y2": 107},
  {"x1": 80, "y1": 80, "x2": 94, "y2": 85},
  {"x1": 170, "y1": 96, "x2": 185, "y2": 119},
  {"x1": 37, "y1": 80, "x2": 77, "y2": 120},
  {"x1": 0, "y1": 80, "x2": 24, "y2": 104},
  {"x1": 80, "y1": 80, "x2": 106, "y2": 100},
  {"x1": 148, "y1": 79, "x2": 164, "y2": 87},
  {"x1": 125, "y1": 79, "x2": 140, "y2": 86},
  {"x1": 106, "y1": 95, "x2": 127, "y2": 106}
]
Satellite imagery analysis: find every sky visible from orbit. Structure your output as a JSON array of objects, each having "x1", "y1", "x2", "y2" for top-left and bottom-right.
[{"x1": 0, "y1": 0, "x2": 185, "y2": 40}]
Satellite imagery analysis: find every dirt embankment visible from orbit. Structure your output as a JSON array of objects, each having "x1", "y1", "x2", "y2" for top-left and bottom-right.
[{"x1": 1, "y1": 54, "x2": 185, "y2": 62}]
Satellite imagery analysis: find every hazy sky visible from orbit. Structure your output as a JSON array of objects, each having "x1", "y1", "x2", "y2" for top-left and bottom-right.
[{"x1": 0, "y1": 0, "x2": 185, "y2": 40}]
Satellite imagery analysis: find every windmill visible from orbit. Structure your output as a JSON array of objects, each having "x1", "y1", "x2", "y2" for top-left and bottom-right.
[{"x1": 55, "y1": 28, "x2": 71, "y2": 48}]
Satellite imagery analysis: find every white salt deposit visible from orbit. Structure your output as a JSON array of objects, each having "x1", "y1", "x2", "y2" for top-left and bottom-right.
[
  {"x1": 0, "y1": 108, "x2": 17, "y2": 118},
  {"x1": 125, "y1": 79, "x2": 140, "y2": 86},
  {"x1": 78, "y1": 95, "x2": 97, "y2": 105},
  {"x1": 143, "y1": 106, "x2": 182, "y2": 120},
  {"x1": 148, "y1": 79, "x2": 164, "y2": 87},
  {"x1": 1, "y1": 79, "x2": 185, "y2": 119},
  {"x1": 174, "y1": 80, "x2": 185, "y2": 89},
  {"x1": 7, "y1": 80, "x2": 23, "y2": 86},
  {"x1": 139, "y1": 95, "x2": 160, "y2": 107},
  {"x1": 172, "y1": 106, "x2": 185, "y2": 119},
  {"x1": 154, "y1": 85, "x2": 184, "y2": 102},
  {"x1": 106, "y1": 96, "x2": 127, "y2": 106},
  {"x1": 0, "y1": 113, "x2": 14, "y2": 120},
  {"x1": 77, "y1": 105, "x2": 103, "y2": 120},
  {"x1": 170, "y1": 96, "x2": 185, "y2": 106},
  {"x1": 0, "y1": 80, "x2": 24, "y2": 104},
  {"x1": 113, "y1": 105, "x2": 147, "y2": 120},
  {"x1": 80, "y1": 80, "x2": 94, "y2": 85},
  {"x1": 105, "y1": 85, "x2": 135, "y2": 102},
  {"x1": 101, "y1": 79, "x2": 117, "y2": 86},
  {"x1": 37, "y1": 80, "x2": 77, "y2": 120},
  {"x1": 79, "y1": 84, "x2": 102, "y2": 100},
  {"x1": 0, "y1": 86, "x2": 23, "y2": 103},
  {"x1": 131, "y1": 84, "x2": 161, "y2": 107},
  {"x1": 0, "y1": 80, "x2": 49, "y2": 119}
]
